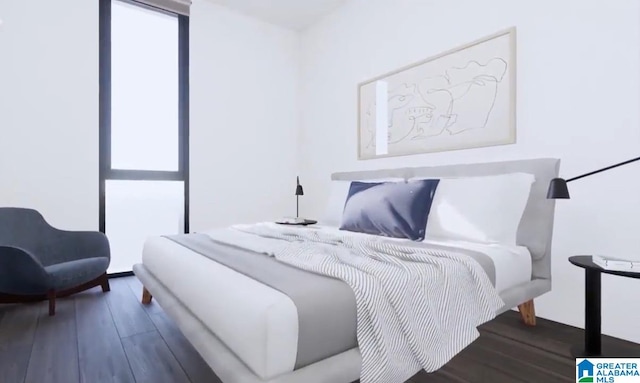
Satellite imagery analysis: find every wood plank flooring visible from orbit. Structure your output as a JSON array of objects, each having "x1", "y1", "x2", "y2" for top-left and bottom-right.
[{"x1": 0, "y1": 276, "x2": 639, "y2": 383}]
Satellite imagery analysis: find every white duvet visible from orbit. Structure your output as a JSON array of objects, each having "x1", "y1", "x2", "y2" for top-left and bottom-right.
[
  {"x1": 315, "y1": 225, "x2": 532, "y2": 294},
  {"x1": 142, "y1": 224, "x2": 532, "y2": 381},
  {"x1": 208, "y1": 222, "x2": 505, "y2": 383}
]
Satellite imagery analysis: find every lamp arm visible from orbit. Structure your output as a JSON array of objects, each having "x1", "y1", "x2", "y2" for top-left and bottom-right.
[{"x1": 566, "y1": 156, "x2": 640, "y2": 183}]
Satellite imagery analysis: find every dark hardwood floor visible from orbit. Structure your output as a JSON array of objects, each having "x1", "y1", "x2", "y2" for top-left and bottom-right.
[{"x1": 1, "y1": 276, "x2": 639, "y2": 383}]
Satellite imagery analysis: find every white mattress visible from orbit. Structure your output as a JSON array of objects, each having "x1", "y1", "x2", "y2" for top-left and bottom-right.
[{"x1": 141, "y1": 226, "x2": 532, "y2": 380}]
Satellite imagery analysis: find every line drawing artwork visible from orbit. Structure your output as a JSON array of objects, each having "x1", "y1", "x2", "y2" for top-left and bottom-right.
[
  {"x1": 358, "y1": 28, "x2": 516, "y2": 159},
  {"x1": 364, "y1": 58, "x2": 508, "y2": 149}
]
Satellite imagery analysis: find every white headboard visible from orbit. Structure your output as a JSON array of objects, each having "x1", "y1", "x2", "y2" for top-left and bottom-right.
[{"x1": 331, "y1": 158, "x2": 561, "y2": 281}]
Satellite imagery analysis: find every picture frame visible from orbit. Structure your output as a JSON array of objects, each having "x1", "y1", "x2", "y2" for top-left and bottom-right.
[{"x1": 357, "y1": 27, "x2": 517, "y2": 160}]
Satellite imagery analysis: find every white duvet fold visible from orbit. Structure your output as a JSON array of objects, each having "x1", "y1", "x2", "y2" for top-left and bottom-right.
[{"x1": 207, "y1": 222, "x2": 504, "y2": 383}]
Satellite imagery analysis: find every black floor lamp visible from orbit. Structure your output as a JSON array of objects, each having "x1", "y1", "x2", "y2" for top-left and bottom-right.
[
  {"x1": 546, "y1": 155, "x2": 640, "y2": 358},
  {"x1": 547, "y1": 156, "x2": 640, "y2": 199}
]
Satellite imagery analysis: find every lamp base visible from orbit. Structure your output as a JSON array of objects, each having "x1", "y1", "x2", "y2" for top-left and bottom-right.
[
  {"x1": 275, "y1": 217, "x2": 317, "y2": 226},
  {"x1": 277, "y1": 216, "x2": 306, "y2": 224}
]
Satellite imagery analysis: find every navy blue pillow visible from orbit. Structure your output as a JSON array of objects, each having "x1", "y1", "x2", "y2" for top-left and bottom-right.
[{"x1": 339, "y1": 179, "x2": 440, "y2": 241}]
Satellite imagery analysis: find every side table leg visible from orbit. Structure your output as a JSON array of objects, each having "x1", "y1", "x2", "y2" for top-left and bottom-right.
[{"x1": 584, "y1": 268, "x2": 602, "y2": 356}]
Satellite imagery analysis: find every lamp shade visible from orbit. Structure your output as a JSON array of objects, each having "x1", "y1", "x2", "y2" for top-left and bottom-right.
[
  {"x1": 295, "y1": 176, "x2": 304, "y2": 196},
  {"x1": 547, "y1": 178, "x2": 570, "y2": 199}
]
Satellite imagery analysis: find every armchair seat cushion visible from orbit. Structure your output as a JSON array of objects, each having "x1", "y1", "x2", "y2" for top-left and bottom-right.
[{"x1": 44, "y1": 257, "x2": 110, "y2": 291}]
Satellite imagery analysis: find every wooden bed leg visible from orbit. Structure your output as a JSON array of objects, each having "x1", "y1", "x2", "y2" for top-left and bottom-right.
[
  {"x1": 142, "y1": 287, "x2": 153, "y2": 305},
  {"x1": 518, "y1": 299, "x2": 536, "y2": 326}
]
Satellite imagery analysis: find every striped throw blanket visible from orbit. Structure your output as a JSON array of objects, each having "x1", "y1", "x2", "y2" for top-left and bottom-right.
[{"x1": 207, "y1": 223, "x2": 504, "y2": 383}]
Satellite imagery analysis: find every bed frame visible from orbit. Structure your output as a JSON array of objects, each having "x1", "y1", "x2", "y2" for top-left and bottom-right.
[{"x1": 133, "y1": 157, "x2": 560, "y2": 383}]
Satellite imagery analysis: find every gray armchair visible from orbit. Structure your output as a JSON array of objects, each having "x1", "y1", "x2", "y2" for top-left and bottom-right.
[{"x1": 0, "y1": 207, "x2": 111, "y2": 315}]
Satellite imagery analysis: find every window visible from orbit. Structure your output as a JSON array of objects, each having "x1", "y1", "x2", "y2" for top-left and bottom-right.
[{"x1": 99, "y1": 0, "x2": 189, "y2": 274}]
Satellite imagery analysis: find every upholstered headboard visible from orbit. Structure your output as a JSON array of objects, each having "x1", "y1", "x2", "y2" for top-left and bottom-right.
[{"x1": 331, "y1": 158, "x2": 561, "y2": 281}]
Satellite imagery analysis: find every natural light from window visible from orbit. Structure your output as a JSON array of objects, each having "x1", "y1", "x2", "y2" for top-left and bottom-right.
[
  {"x1": 111, "y1": 1, "x2": 179, "y2": 171},
  {"x1": 106, "y1": 180, "x2": 184, "y2": 273},
  {"x1": 106, "y1": 1, "x2": 184, "y2": 273}
]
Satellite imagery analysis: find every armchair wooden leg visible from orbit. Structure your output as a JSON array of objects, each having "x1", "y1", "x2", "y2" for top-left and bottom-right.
[
  {"x1": 142, "y1": 287, "x2": 153, "y2": 305},
  {"x1": 99, "y1": 273, "x2": 110, "y2": 293},
  {"x1": 47, "y1": 290, "x2": 56, "y2": 316},
  {"x1": 518, "y1": 299, "x2": 536, "y2": 326}
]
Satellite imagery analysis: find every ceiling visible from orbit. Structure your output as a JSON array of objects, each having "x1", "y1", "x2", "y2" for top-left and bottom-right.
[{"x1": 204, "y1": 0, "x2": 347, "y2": 30}]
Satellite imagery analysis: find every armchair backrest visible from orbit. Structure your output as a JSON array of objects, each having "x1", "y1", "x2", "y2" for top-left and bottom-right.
[{"x1": 0, "y1": 207, "x2": 56, "y2": 257}]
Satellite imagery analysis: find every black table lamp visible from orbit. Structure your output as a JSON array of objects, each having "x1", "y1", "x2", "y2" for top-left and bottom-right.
[
  {"x1": 295, "y1": 176, "x2": 304, "y2": 218},
  {"x1": 547, "y1": 156, "x2": 640, "y2": 199}
]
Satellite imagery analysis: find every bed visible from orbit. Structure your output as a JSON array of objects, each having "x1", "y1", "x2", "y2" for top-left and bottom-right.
[{"x1": 133, "y1": 158, "x2": 560, "y2": 383}]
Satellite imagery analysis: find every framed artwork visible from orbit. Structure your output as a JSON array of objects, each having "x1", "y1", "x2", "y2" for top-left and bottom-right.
[{"x1": 358, "y1": 27, "x2": 517, "y2": 160}]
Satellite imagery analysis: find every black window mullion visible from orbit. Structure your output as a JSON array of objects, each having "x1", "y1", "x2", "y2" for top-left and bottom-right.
[
  {"x1": 99, "y1": 0, "x2": 190, "y2": 254},
  {"x1": 105, "y1": 169, "x2": 183, "y2": 181},
  {"x1": 178, "y1": 15, "x2": 189, "y2": 233},
  {"x1": 99, "y1": 0, "x2": 111, "y2": 234}
]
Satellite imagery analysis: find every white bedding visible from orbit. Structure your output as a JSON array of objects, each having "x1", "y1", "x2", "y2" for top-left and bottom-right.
[
  {"x1": 422, "y1": 238, "x2": 531, "y2": 293},
  {"x1": 141, "y1": 225, "x2": 532, "y2": 380},
  {"x1": 318, "y1": 226, "x2": 532, "y2": 294}
]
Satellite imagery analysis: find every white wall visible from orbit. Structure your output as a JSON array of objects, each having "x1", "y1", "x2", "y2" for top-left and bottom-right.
[
  {"x1": 0, "y1": 0, "x2": 99, "y2": 231},
  {"x1": 298, "y1": 0, "x2": 640, "y2": 343},
  {"x1": 0, "y1": 0, "x2": 300, "y2": 235},
  {"x1": 189, "y1": 0, "x2": 300, "y2": 231}
]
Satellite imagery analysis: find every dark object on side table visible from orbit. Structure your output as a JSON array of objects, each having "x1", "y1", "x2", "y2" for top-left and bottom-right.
[
  {"x1": 0, "y1": 207, "x2": 111, "y2": 316},
  {"x1": 569, "y1": 255, "x2": 640, "y2": 357}
]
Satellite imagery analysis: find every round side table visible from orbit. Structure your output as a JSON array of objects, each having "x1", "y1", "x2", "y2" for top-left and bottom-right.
[{"x1": 569, "y1": 255, "x2": 640, "y2": 357}]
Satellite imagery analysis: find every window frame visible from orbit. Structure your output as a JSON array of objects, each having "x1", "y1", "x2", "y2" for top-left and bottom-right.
[{"x1": 98, "y1": 0, "x2": 190, "y2": 242}]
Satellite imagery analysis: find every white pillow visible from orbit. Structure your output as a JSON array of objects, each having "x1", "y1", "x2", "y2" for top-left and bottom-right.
[
  {"x1": 413, "y1": 173, "x2": 535, "y2": 245},
  {"x1": 321, "y1": 178, "x2": 404, "y2": 227}
]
